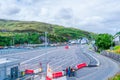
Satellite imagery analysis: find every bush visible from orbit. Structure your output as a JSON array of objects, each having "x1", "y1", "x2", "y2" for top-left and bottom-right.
[
  {"x1": 114, "y1": 45, "x2": 120, "y2": 50},
  {"x1": 113, "y1": 45, "x2": 120, "y2": 54},
  {"x1": 108, "y1": 73, "x2": 120, "y2": 80},
  {"x1": 114, "y1": 49, "x2": 120, "y2": 54}
]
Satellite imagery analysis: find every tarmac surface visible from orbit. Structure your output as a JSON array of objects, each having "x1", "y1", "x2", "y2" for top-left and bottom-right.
[{"x1": 0, "y1": 45, "x2": 119, "y2": 80}]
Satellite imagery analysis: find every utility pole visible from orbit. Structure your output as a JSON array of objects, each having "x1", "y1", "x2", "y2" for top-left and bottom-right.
[
  {"x1": 110, "y1": 36, "x2": 113, "y2": 50},
  {"x1": 13, "y1": 36, "x2": 14, "y2": 46},
  {"x1": 45, "y1": 32, "x2": 48, "y2": 48}
]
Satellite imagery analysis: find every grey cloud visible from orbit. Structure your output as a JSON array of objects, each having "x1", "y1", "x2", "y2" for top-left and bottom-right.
[
  {"x1": 16, "y1": 0, "x2": 49, "y2": 6},
  {"x1": 17, "y1": 0, "x2": 36, "y2": 5},
  {"x1": 5, "y1": 8, "x2": 20, "y2": 15},
  {"x1": 52, "y1": 8, "x2": 74, "y2": 27},
  {"x1": 8, "y1": 8, "x2": 20, "y2": 15},
  {"x1": 56, "y1": 8, "x2": 73, "y2": 20},
  {"x1": 0, "y1": 3, "x2": 1, "y2": 7},
  {"x1": 104, "y1": 12, "x2": 120, "y2": 23}
]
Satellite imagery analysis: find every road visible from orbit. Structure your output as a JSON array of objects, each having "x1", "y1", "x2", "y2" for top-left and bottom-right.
[
  {"x1": 0, "y1": 45, "x2": 119, "y2": 80},
  {"x1": 72, "y1": 45, "x2": 120, "y2": 80}
]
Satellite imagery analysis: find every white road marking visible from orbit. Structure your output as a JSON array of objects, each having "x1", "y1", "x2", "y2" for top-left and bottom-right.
[{"x1": 20, "y1": 49, "x2": 59, "y2": 65}]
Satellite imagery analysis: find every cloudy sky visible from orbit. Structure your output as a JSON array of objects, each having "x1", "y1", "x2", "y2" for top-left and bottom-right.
[{"x1": 0, "y1": 0, "x2": 120, "y2": 34}]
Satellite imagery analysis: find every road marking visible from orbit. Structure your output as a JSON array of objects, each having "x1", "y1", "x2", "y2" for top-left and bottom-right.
[
  {"x1": 20, "y1": 49, "x2": 59, "y2": 65},
  {"x1": 81, "y1": 45, "x2": 100, "y2": 66},
  {"x1": 86, "y1": 52, "x2": 100, "y2": 66},
  {"x1": 79, "y1": 45, "x2": 100, "y2": 66}
]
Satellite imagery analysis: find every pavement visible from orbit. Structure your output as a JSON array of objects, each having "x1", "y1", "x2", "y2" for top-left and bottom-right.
[
  {"x1": 66, "y1": 76, "x2": 76, "y2": 80},
  {"x1": 0, "y1": 44, "x2": 120, "y2": 80}
]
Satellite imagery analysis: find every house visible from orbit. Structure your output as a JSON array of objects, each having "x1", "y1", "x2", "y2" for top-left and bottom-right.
[
  {"x1": 80, "y1": 37, "x2": 89, "y2": 44},
  {"x1": 113, "y1": 36, "x2": 120, "y2": 45},
  {"x1": 68, "y1": 37, "x2": 89, "y2": 44},
  {"x1": 114, "y1": 35, "x2": 120, "y2": 45}
]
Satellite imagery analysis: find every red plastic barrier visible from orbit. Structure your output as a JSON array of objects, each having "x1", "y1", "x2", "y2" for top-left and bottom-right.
[
  {"x1": 25, "y1": 69, "x2": 34, "y2": 74},
  {"x1": 46, "y1": 76, "x2": 52, "y2": 80},
  {"x1": 52, "y1": 71, "x2": 63, "y2": 78},
  {"x1": 65, "y1": 46, "x2": 69, "y2": 49},
  {"x1": 76, "y1": 63, "x2": 87, "y2": 69}
]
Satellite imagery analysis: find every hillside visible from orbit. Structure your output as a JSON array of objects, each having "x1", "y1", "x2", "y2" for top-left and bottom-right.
[
  {"x1": 0, "y1": 19, "x2": 96, "y2": 46},
  {"x1": 0, "y1": 19, "x2": 54, "y2": 33}
]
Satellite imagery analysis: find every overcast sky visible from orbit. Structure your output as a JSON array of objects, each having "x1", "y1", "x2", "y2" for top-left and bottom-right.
[{"x1": 0, "y1": 0, "x2": 120, "y2": 35}]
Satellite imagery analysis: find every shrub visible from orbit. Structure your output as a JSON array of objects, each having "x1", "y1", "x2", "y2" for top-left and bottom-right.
[
  {"x1": 114, "y1": 45, "x2": 120, "y2": 50},
  {"x1": 108, "y1": 73, "x2": 120, "y2": 80}
]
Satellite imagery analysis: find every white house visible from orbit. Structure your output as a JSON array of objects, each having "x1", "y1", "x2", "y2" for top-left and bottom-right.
[{"x1": 114, "y1": 35, "x2": 120, "y2": 45}]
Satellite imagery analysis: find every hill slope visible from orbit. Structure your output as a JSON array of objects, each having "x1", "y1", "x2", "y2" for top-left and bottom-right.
[{"x1": 0, "y1": 19, "x2": 96, "y2": 46}]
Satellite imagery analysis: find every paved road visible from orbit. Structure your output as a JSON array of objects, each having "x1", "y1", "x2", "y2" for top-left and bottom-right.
[
  {"x1": 1, "y1": 45, "x2": 119, "y2": 80},
  {"x1": 72, "y1": 45, "x2": 120, "y2": 80}
]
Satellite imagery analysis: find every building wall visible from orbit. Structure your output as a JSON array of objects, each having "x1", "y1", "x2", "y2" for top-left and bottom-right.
[{"x1": 0, "y1": 67, "x2": 6, "y2": 80}]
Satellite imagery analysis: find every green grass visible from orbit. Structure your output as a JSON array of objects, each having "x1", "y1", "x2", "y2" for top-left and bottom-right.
[
  {"x1": 114, "y1": 45, "x2": 120, "y2": 50},
  {"x1": 113, "y1": 45, "x2": 120, "y2": 54},
  {"x1": 107, "y1": 45, "x2": 120, "y2": 54},
  {"x1": 108, "y1": 73, "x2": 120, "y2": 80},
  {"x1": 0, "y1": 32, "x2": 14, "y2": 36}
]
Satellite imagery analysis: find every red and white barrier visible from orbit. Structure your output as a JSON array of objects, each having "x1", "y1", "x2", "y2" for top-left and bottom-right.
[
  {"x1": 76, "y1": 63, "x2": 87, "y2": 69},
  {"x1": 46, "y1": 76, "x2": 52, "y2": 80},
  {"x1": 44, "y1": 61, "x2": 87, "y2": 79},
  {"x1": 34, "y1": 68, "x2": 42, "y2": 73},
  {"x1": 65, "y1": 46, "x2": 69, "y2": 49},
  {"x1": 25, "y1": 69, "x2": 34, "y2": 74},
  {"x1": 46, "y1": 64, "x2": 53, "y2": 80},
  {"x1": 52, "y1": 71, "x2": 64, "y2": 78}
]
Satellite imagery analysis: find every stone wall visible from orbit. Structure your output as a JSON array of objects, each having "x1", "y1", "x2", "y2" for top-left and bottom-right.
[{"x1": 101, "y1": 51, "x2": 120, "y2": 62}]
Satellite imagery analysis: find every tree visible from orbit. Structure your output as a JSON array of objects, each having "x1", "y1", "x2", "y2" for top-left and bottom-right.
[{"x1": 95, "y1": 33, "x2": 113, "y2": 51}]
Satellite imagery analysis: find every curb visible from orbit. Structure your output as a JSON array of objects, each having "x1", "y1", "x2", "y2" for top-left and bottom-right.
[{"x1": 84, "y1": 52, "x2": 100, "y2": 67}]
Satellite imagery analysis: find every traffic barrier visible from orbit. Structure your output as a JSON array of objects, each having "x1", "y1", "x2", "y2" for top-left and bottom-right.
[
  {"x1": 52, "y1": 71, "x2": 64, "y2": 78},
  {"x1": 76, "y1": 63, "x2": 87, "y2": 69},
  {"x1": 46, "y1": 64, "x2": 53, "y2": 80},
  {"x1": 34, "y1": 68, "x2": 42, "y2": 73},
  {"x1": 46, "y1": 76, "x2": 52, "y2": 80},
  {"x1": 25, "y1": 69, "x2": 34, "y2": 74},
  {"x1": 65, "y1": 46, "x2": 69, "y2": 49}
]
